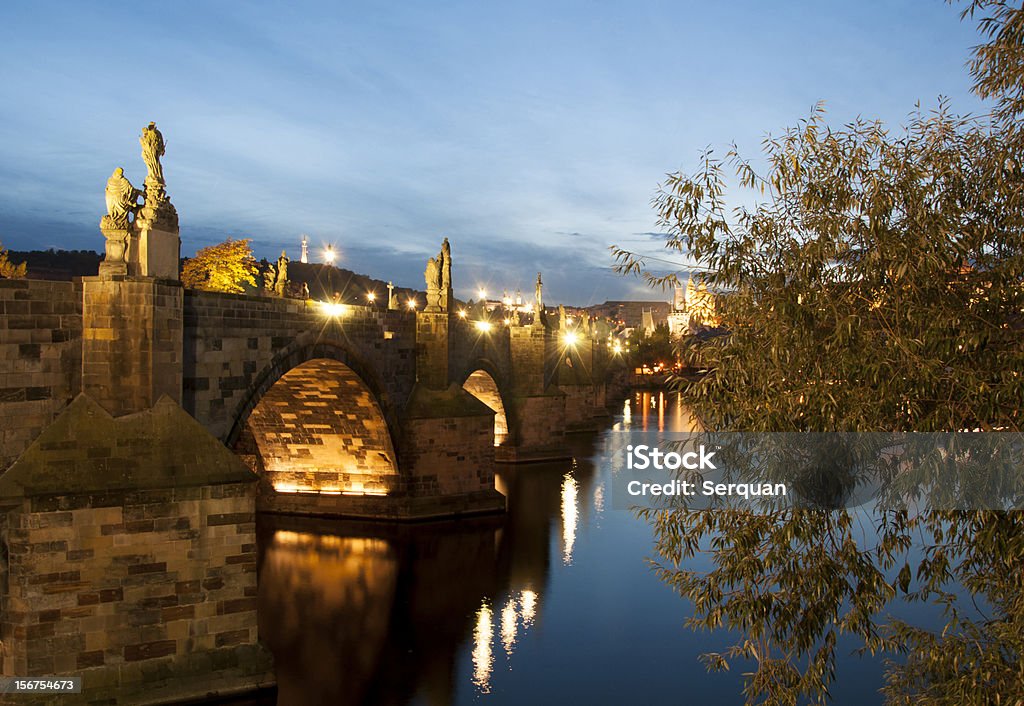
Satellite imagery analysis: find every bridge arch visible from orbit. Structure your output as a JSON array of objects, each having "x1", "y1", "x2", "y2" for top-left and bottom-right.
[
  {"x1": 458, "y1": 360, "x2": 513, "y2": 448},
  {"x1": 228, "y1": 342, "x2": 400, "y2": 496}
]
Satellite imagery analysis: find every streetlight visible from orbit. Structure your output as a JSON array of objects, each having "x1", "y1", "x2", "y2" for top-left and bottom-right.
[
  {"x1": 477, "y1": 287, "x2": 487, "y2": 301},
  {"x1": 366, "y1": 291, "x2": 376, "y2": 303},
  {"x1": 457, "y1": 309, "x2": 468, "y2": 318},
  {"x1": 474, "y1": 320, "x2": 493, "y2": 333},
  {"x1": 563, "y1": 331, "x2": 579, "y2": 346},
  {"x1": 407, "y1": 298, "x2": 418, "y2": 310},
  {"x1": 323, "y1": 246, "x2": 336, "y2": 264}
]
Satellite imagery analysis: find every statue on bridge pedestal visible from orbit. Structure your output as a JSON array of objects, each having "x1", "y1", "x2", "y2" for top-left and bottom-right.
[
  {"x1": 103, "y1": 168, "x2": 143, "y2": 230},
  {"x1": 424, "y1": 238, "x2": 453, "y2": 311},
  {"x1": 140, "y1": 122, "x2": 166, "y2": 187},
  {"x1": 275, "y1": 251, "x2": 289, "y2": 297},
  {"x1": 136, "y1": 122, "x2": 178, "y2": 232},
  {"x1": 99, "y1": 168, "x2": 144, "y2": 276},
  {"x1": 533, "y1": 272, "x2": 546, "y2": 327}
]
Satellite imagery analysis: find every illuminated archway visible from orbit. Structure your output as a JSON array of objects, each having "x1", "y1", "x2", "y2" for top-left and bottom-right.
[
  {"x1": 245, "y1": 358, "x2": 399, "y2": 495},
  {"x1": 462, "y1": 369, "x2": 509, "y2": 447}
]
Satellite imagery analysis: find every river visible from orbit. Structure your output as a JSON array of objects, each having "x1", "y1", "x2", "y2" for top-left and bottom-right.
[{"x1": 253, "y1": 391, "x2": 898, "y2": 705}]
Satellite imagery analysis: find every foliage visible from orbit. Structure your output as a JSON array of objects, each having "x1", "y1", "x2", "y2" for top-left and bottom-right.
[
  {"x1": 181, "y1": 238, "x2": 258, "y2": 293},
  {"x1": 0, "y1": 242, "x2": 27, "y2": 279},
  {"x1": 616, "y1": 3, "x2": 1024, "y2": 704},
  {"x1": 629, "y1": 323, "x2": 676, "y2": 368}
]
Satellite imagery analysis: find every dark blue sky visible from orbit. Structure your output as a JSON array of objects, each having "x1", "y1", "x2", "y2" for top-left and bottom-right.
[{"x1": 0, "y1": 1, "x2": 987, "y2": 304}]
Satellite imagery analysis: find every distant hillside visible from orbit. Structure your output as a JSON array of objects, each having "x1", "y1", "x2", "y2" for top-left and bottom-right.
[
  {"x1": 9, "y1": 250, "x2": 101, "y2": 280},
  {"x1": 5, "y1": 250, "x2": 424, "y2": 304}
]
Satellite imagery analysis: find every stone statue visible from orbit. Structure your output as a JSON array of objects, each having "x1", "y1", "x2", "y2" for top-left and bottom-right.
[
  {"x1": 424, "y1": 238, "x2": 452, "y2": 311},
  {"x1": 136, "y1": 121, "x2": 178, "y2": 232},
  {"x1": 263, "y1": 265, "x2": 277, "y2": 293},
  {"x1": 274, "y1": 251, "x2": 289, "y2": 297},
  {"x1": 441, "y1": 238, "x2": 451, "y2": 291},
  {"x1": 534, "y1": 271, "x2": 545, "y2": 323},
  {"x1": 103, "y1": 168, "x2": 143, "y2": 230},
  {"x1": 424, "y1": 256, "x2": 440, "y2": 309},
  {"x1": 140, "y1": 122, "x2": 166, "y2": 186},
  {"x1": 558, "y1": 304, "x2": 567, "y2": 331}
]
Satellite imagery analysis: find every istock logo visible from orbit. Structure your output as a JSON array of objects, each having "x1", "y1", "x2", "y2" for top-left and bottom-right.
[{"x1": 626, "y1": 444, "x2": 717, "y2": 471}]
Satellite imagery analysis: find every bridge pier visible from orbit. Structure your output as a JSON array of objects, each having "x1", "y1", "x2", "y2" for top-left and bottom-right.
[{"x1": 81, "y1": 276, "x2": 183, "y2": 417}]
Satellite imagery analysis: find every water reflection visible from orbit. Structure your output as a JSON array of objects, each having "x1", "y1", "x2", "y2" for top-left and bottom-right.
[
  {"x1": 471, "y1": 601, "x2": 493, "y2": 693},
  {"x1": 255, "y1": 391, "x2": 724, "y2": 705},
  {"x1": 560, "y1": 471, "x2": 578, "y2": 565}
]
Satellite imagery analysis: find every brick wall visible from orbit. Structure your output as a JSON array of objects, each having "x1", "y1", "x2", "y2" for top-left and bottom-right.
[
  {"x1": 81, "y1": 277, "x2": 183, "y2": 417},
  {"x1": 246, "y1": 359, "x2": 400, "y2": 495},
  {"x1": 0, "y1": 280, "x2": 82, "y2": 470},
  {"x1": 183, "y1": 292, "x2": 416, "y2": 444},
  {"x1": 0, "y1": 485, "x2": 271, "y2": 700}
]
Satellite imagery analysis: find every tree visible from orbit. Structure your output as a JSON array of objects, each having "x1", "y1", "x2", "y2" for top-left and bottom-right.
[
  {"x1": 613, "y1": 3, "x2": 1024, "y2": 704},
  {"x1": 0, "y1": 242, "x2": 27, "y2": 279},
  {"x1": 181, "y1": 238, "x2": 258, "y2": 293},
  {"x1": 630, "y1": 323, "x2": 676, "y2": 369}
]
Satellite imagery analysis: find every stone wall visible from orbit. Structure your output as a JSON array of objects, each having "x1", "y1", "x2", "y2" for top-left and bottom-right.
[
  {"x1": 245, "y1": 359, "x2": 400, "y2": 496},
  {"x1": 447, "y1": 317, "x2": 513, "y2": 392},
  {"x1": 182, "y1": 292, "x2": 417, "y2": 444},
  {"x1": 0, "y1": 394, "x2": 273, "y2": 702},
  {"x1": 81, "y1": 277, "x2": 183, "y2": 417},
  {"x1": 0, "y1": 280, "x2": 82, "y2": 471},
  {"x1": 0, "y1": 485, "x2": 271, "y2": 702}
]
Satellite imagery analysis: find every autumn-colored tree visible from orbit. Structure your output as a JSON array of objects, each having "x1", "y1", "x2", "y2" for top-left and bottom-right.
[
  {"x1": 181, "y1": 238, "x2": 258, "y2": 293},
  {"x1": 0, "y1": 242, "x2": 27, "y2": 279}
]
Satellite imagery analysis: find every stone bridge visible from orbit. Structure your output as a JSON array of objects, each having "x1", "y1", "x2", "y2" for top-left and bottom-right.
[
  {"x1": 0, "y1": 266, "x2": 611, "y2": 520},
  {"x1": 0, "y1": 124, "x2": 614, "y2": 699}
]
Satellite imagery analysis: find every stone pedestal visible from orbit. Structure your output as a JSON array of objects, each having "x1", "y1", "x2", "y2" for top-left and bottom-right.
[
  {"x1": 132, "y1": 217, "x2": 180, "y2": 279},
  {"x1": 98, "y1": 224, "x2": 130, "y2": 278},
  {"x1": 415, "y1": 311, "x2": 450, "y2": 390},
  {"x1": 82, "y1": 277, "x2": 183, "y2": 417}
]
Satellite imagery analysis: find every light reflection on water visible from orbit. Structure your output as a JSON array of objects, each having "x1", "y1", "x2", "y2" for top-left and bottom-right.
[
  {"x1": 560, "y1": 471, "x2": 578, "y2": 566},
  {"x1": 254, "y1": 391, "x2": 887, "y2": 705}
]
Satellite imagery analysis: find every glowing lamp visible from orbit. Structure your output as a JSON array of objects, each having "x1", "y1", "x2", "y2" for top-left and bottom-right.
[
  {"x1": 563, "y1": 331, "x2": 579, "y2": 346},
  {"x1": 475, "y1": 320, "x2": 493, "y2": 333},
  {"x1": 319, "y1": 301, "x2": 347, "y2": 317}
]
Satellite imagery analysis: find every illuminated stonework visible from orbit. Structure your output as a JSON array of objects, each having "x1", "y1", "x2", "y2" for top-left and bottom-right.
[
  {"x1": 246, "y1": 358, "x2": 399, "y2": 495},
  {"x1": 462, "y1": 370, "x2": 509, "y2": 446}
]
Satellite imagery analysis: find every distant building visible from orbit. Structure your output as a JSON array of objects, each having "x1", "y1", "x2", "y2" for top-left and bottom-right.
[
  {"x1": 665, "y1": 277, "x2": 719, "y2": 338},
  {"x1": 640, "y1": 308, "x2": 656, "y2": 336},
  {"x1": 667, "y1": 284, "x2": 691, "y2": 338},
  {"x1": 586, "y1": 300, "x2": 672, "y2": 329}
]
